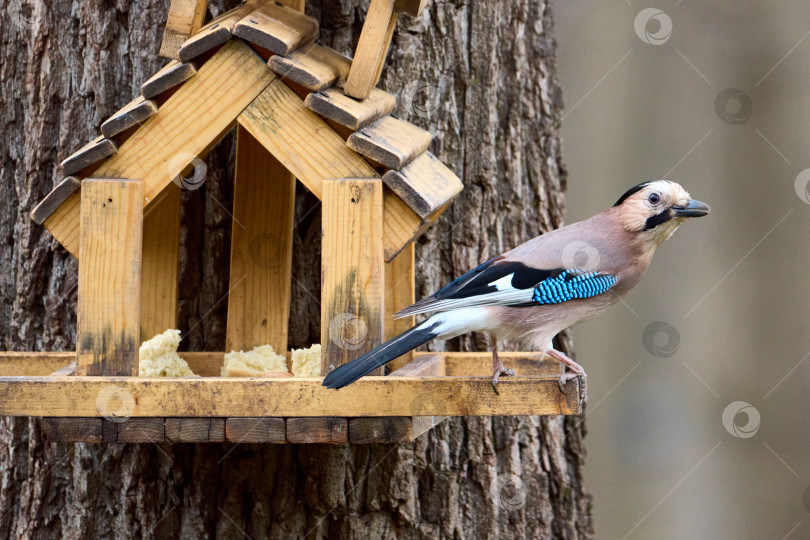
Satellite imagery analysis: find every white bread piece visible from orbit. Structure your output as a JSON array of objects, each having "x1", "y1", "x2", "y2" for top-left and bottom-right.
[
  {"x1": 290, "y1": 344, "x2": 321, "y2": 377},
  {"x1": 222, "y1": 345, "x2": 289, "y2": 377},
  {"x1": 139, "y1": 329, "x2": 199, "y2": 377}
]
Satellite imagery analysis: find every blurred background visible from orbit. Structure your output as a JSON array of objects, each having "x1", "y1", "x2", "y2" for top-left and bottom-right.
[{"x1": 553, "y1": 0, "x2": 810, "y2": 538}]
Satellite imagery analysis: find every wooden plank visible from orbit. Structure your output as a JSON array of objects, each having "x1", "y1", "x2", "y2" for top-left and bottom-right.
[
  {"x1": 286, "y1": 417, "x2": 348, "y2": 444},
  {"x1": 0, "y1": 376, "x2": 581, "y2": 417},
  {"x1": 40, "y1": 418, "x2": 102, "y2": 443},
  {"x1": 443, "y1": 351, "x2": 563, "y2": 377},
  {"x1": 141, "y1": 60, "x2": 198, "y2": 100},
  {"x1": 304, "y1": 86, "x2": 396, "y2": 131},
  {"x1": 226, "y1": 126, "x2": 295, "y2": 353},
  {"x1": 30, "y1": 177, "x2": 80, "y2": 225},
  {"x1": 321, "y1": 179, "x2": 385, "y2": 376},
  {"x1": 385, "y1": 243, "x2": 415, "y2": 372},
  {"x1": 178, "y1": 1, "x2": 259, "y2": 62},
  {"x1": 349, "y1": 416, "x2": 410, "y2": 443},
  {"x1": 60, "y1": 136, "x2": 117, "y2": 176},
  {"x1": 233, "y1": 2, "x2": 318, "y2": 56},
  {"x1": 382, "y1": 151, "x2": 463, "y2": 218},
  {"x1": 268, "y1": 43, "x2": 351, "y2": 91},
  {"x1": 117, "y1": 418, "x2": 165, "y2": 443},
  {"x1": 237, "y1": 78, "x2": 426, "y2": 261},
  {"x1": 43, "y1": 40, "x2": 275, "y2": 257},
  {"x1": 344, "y1": 0, "x2": 396, "y2": 100},
  {"x1": 140, "y1": 184, "x2": 181, "y2": 340},
  {"x1": 371, "y1": 10, "x2": 398, "y2": 84},
  {"x1": 394, "y1": 0, "x2": 428, "y2": 17},
  {"x1": 347, "y1": 115, "x2": 432, "y2": 170},
  {"x1": 0, "y1": 353, "x2": 75, "y2": 376},
  {"x1": 100, "y1": 95, "x2": 159, "y2": 139},
  {"x1": 160, "y1": 0, "x2": 209, "y2": 60},
  {"x1": 225, "y1": 418, "x2": 286, "y2": 443},
  {"x1": 165, "y1": 418, "x2": 226, "y2": 442},
  {"x1": 76, "y1": 179, "x2": 143, "y2": 377}
]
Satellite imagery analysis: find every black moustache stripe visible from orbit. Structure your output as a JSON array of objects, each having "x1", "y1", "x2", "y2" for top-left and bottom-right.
[{"x1": 644, "y1": 209, "x2": 673, "y2": 230}]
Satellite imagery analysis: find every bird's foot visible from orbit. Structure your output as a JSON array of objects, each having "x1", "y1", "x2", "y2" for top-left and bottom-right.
[
  {"x1": 546, "y1": 348, "x2": 588, "y2": 405},
  {"x1": 491, "y1": 363, "x2": 515, "y2": 395}
]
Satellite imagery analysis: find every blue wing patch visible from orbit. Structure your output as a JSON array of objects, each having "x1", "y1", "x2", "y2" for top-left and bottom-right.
[{"x1": 532, "y1": 270, "x2": 617, "y2": 304}]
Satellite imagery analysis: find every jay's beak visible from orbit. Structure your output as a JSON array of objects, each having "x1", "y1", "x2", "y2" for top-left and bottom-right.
[{"x1": 672, "y1": 199, "x2": 711, "y2": 218}]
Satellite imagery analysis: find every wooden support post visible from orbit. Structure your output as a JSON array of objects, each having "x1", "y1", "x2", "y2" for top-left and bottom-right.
[
  {"x1": 344, "y1": 0, "x2": 396, "y2": 99},
  {"x1": 321, "y1": 179, "x2": 385, "y2": 375},
  {"x1": 77, "y1": 179, "x2": 143, "y2": 377},
  {"x1": 226, "y1": 126, "x2": 296, "y2": 354},
  {"x1": 160, "y1": 0, "x2": 209, "y2": 60},
  {"x1": 141, "y1": 184, "x2": 181, "y2": 341},
  {"x1": 385, "y1": 242, "x2": 415, "y2": 372}
]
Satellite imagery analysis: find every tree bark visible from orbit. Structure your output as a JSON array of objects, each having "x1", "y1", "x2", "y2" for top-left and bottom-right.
[{"x1": 0, "y1": 0, "x2": 592, "y2": 538}]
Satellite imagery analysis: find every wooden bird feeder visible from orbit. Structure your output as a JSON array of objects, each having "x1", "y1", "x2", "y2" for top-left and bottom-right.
[{"x1": 1, "y1": 0, "x2": 580, "y2": 445}]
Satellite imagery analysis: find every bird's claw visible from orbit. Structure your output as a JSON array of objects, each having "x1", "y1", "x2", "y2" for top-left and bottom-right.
[
  {"x1": 491, "y1": 366, "x2": 515, "y2": 395},
  {"x1": 558, "y1": 370, "x2": 588, "y2": 405}
]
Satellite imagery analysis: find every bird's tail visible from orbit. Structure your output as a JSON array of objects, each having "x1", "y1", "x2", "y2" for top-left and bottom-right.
[{"x1": 322, "y1": 316, "x2": 444, "y2": 389}]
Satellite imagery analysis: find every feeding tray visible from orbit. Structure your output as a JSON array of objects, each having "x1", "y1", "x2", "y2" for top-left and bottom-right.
[{"x1": 7, "y1": 0, "x2": 580, "y2": 444}]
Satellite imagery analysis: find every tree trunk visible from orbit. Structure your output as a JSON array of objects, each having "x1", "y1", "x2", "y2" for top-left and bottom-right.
[{"x1": 0, "y1": 0, "x2": 592, "y2": 537}]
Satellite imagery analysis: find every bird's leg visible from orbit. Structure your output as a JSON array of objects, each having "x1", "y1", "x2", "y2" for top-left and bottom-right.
[
  {"x1": 546, "y1": 348, "x2": 588, "y2": 404},
  {"x1": 490, "y1": 335, "x2": 515, "y2": 395}
]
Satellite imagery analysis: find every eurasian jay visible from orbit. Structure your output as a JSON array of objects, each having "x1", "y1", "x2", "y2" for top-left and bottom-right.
[{"x1": 322, "y1": 180, "x2": 710, "y2": 400}]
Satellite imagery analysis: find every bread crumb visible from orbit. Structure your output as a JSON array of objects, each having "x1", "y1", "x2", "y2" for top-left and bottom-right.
[
  {"x1": 139, "y1": 329, "x2": 198, "y2": 377},
  {"x1": 291, "y1": 344, "x2": 321, "y2": 377},
  {"x1": 222, "y1": 345, "x2": 288, "y2": 377}
]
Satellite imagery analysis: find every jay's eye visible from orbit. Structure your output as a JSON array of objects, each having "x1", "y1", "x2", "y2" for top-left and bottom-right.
[{"x1": 648, "y1": 193, "x2": 660, "y2": 205}]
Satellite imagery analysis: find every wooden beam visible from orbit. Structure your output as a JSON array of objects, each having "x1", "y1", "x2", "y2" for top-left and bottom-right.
[
  {"x1": 347, "y1": 115, "x2": 432, "y2": 170},
  {"x1": 384, "y1": 243, "x2": 415, "y2": 372},
  {"x1": 77, "y1": 179, "x2": 142, "y2": 377},
  {"x1": 344, "y1": 0, "x2": 396, "y2": 99},
  {"x1": 40, "y1": 418, "x2": 103, "y2": 443},
  {"x1": 0, "y1": 376, "x2": 581, "y2": 417},
  {"x1": 160, "y1": 0, "x2": 209, "y2": 60},
  {"x1": 141, "y1": 60, "x2": 198, "y2": 100},
  {"x1": 233, "y1": 1, "x2": 318, "y2": 56},
  {"x1": 226, "y1": 126, "x2": 295, "y2": 353},
  {"x1": 118, "y1": 418, "x2": 166, "y2": 443},
  {"x1": 178, "y1": 1, "x2": 259, "y2": 62},
  {"x1": 165, "y1": 418, "x2": 226, "y2": 442},
  {"x1": 42, "y1": 40, "x2": 275, "y2": 257},
  {"x1": 236, "y1": 78, "x2": 429, "y2": 262},
  {"x1": 286, "y1": 417, "x2": 348, "y2": 444},
  {"x1": 268, "y1": 43, "x2": 351, "y2": 91},
  {"x1": 394, "y1": 0, "x2": 428, "y2": 17},
  {"x1": 140, "y1": 184, "x2": 181, "y2": 340},
  {"x1": 304, "y1": 86, "x2": 396, "y2": 131},
  {"x1": 30, "y1": 177, "x2": 80, "y2": 225},
  {"x1": 382, "y1": 151, "x2": 463, "y2": 218},
  {"x1": 225, "y1": 417, "x2": 286, "y2": 443},
  {"x1": 321, "y1": 179, "x2": 385, "y2": 376}
]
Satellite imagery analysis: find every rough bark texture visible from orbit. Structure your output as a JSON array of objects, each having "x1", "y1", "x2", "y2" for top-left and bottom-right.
[{"x1": 0, "y1": 0, "x2": 592, "y2": 538}]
